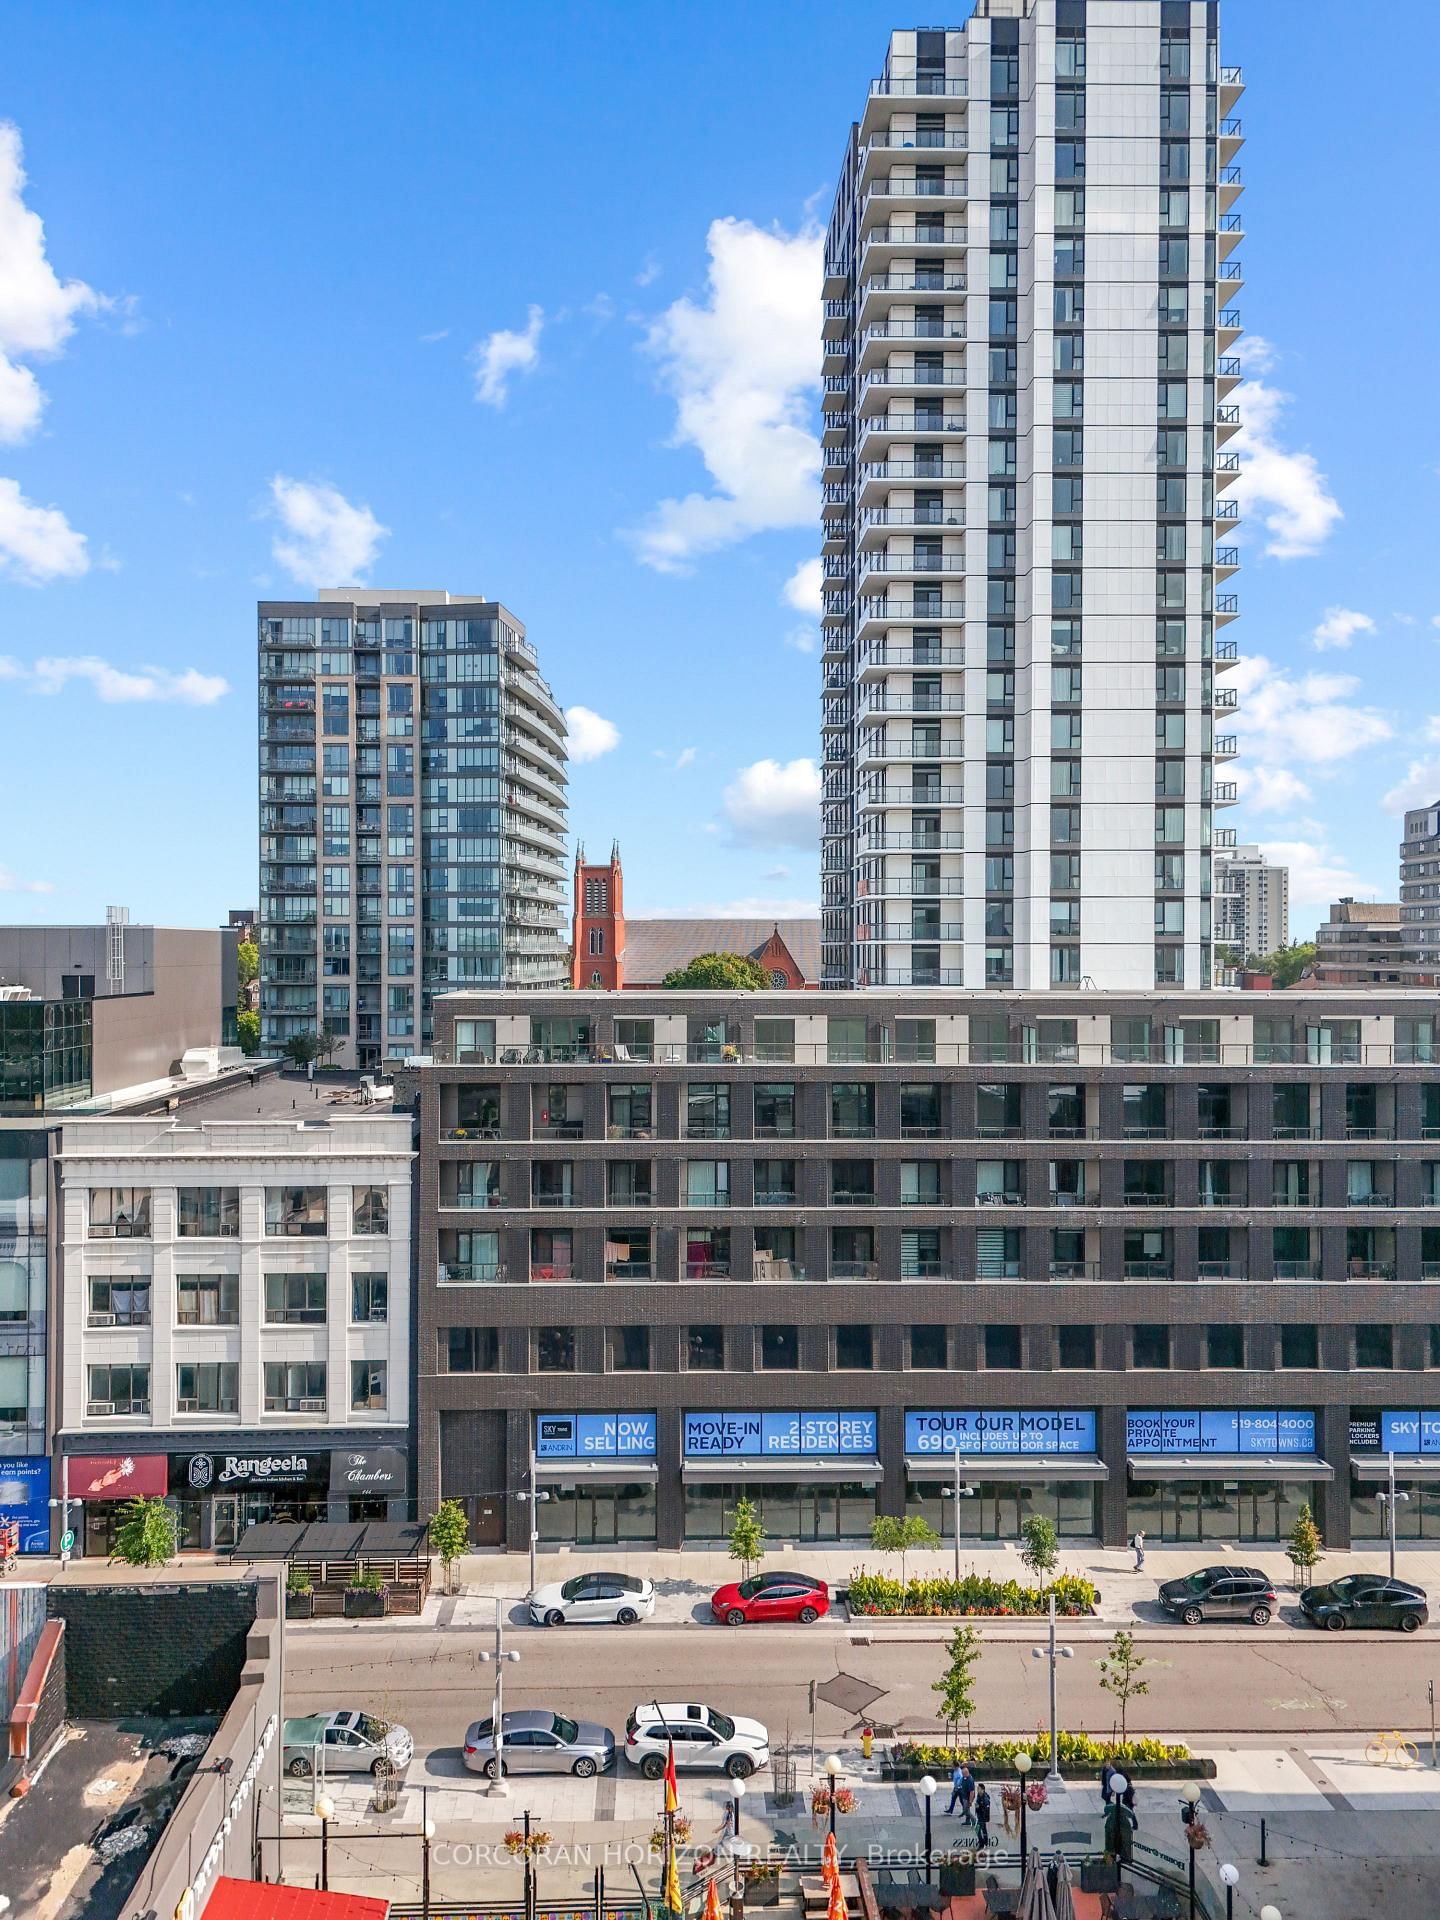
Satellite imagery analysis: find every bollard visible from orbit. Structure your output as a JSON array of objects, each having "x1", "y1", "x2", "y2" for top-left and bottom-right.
[
  {"x1": 1257, "y1": 1818, "x2": 1268, "y2": 1867},
  {"x1": 862, "y1": 1727, "x2": 874, "y2": 1762}
]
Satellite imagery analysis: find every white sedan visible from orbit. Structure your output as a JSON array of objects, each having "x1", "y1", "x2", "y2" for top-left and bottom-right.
[
  {"x1": 625, "y1": 1702, "x2": 770, "y2": 1779},
  {"x1": 528, "y1": 1571, "x2": 655, "y2": 1626}
]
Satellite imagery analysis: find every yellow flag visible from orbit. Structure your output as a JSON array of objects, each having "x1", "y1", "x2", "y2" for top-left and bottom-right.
[{"x1": 662, "y1": 1836, "x2": 684, "y2": 1918}]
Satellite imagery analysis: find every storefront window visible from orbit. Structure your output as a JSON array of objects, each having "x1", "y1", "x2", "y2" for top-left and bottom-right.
[
  {"x1": 907, "y1": 1480, "x2": 1098, "y2": 1540},
  {"x1": 1127, "y1": 1479, "x2": 1313, "y2": 1542},
  {"x1": 536, "y1": 1482, "x2": 657, "y2": 1545},
  {"x1": 683, "y1": 1482, "x2": 878, "y2": 1543}
]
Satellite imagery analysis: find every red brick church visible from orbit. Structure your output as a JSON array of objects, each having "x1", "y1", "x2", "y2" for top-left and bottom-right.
[{"x1": 571, "y1": 844, "x2": 818, "y2": 990}]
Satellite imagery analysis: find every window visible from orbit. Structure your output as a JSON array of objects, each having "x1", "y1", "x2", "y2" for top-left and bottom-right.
[
  {"x1": 537, "y1": 1327, "x2": 576, "y2": 1372},
  {"x1": 1279, "y1": 1326, "x2": 1318, "y2": 1369},
  {"x1": 911, "y1": 1325, "x2": 947, "y2": 1370},
  {"x1": 1207, "y1": 1325, "x2": 1244, "y2": 1369},
  {"x1": 896, "y1": 1019, "x2": 937, "y2": 1064},
  {"x1": 1132, "y1": 1326, "x2": 1171, "y2": 1370},
  {"x1": 828, "y1": 1017, "x2": 868, "y2": 1064},
  {"x1": 177, "y1": 1362, "x2": 238, "y2": 1415},
  {"x1": 984, "y1": 1324, "x2": 1021, "y2": 1369},
  {"x1": 901, "y1": 1161, "x2": 941, "y2": 1206},
  {"x1": 350, "y1": 1359, "x2": 387, "y2": 1412},
  {"x1": 761, "y1": 1325, "x2": 799, "y2": 1370},
  {"x1": 836, "y1": 1324, "x2": 874, "y2": 1370},
  {"x1": 263, "y1": 1361, "x2": 326, "y2": 1412},
  {"x1": 353, "y1": 1186, "x2": 389, "y2": 1234},
  {"x1": 686, "y1": 1161, "x2": 730, "y2": 1206},
  {"x1": 754, "y1": 1083, "x2": 796, "y2": 1137},
  {"x1": 688, "y1": 1325, "x2": 724, "y2": 1371},
  {"x1": 87, "y1": 1363, "x2": 149, "y2": 1416},
  {"x1": 265, "y1": 1187, "x2": 327, "y2": 1236},
  {"x1": 264, "y1": 1272, "x2": 327, "y2": 1324},
  {"x1": 444, "y1": 1327, "x2": 498, "y2": 1373},
  {"x1": 89, "y1": 1188, "x2": 152, "y2": 1238},
  {"x1": 687, "y1": 1083, "x2": 731, "y2": 1138},
  {"x1": 351, "y1": 1273, "x2": 388, "y2": 1323},
  {"x1": 608, "y1": 1160, "x2": 652, "y2": 1205},
  {"x1": 611, "y1": 1326, "x2": 650, "y2": 1371},
  {"x1": 608, "y1": 1083, "x2": 654, "y2": 1136},
  {"x1": 832, "y1": 1083, "x2": 876, "y2": 1138},
  {"x1": 831, "y1": 1160, "x2": 875, "y2": 1204},
  {"x1": 176, "y1": 1274, "x2": 239, "y2": 1326},
  {"x1": 1355, "y1": 1325, "x2": 1394, "y2": 1369},
  {"x1": 177, "y1": 1188, "x2": 239, "y2": 1237},
  {"x1": 87, "y1": 1277, "x2": 150, "y2": 1328},
  {"x1": 1057, "y1": 1325, "x2": 1096, "y2": 1370}
]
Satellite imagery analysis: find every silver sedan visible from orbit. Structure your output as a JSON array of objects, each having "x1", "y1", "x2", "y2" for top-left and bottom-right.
[{"x1": 463, "y1": 1708, "x2": 617, "y2": 1778}]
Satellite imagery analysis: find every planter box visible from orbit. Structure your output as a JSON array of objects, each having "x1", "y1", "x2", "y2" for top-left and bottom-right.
[
  {"x1": 743, "y1": 1880, "x2": 779, "y2": 1908},
  {"x1": 938, "y1": 1862, "x2": 976, "y2": 1896},
  {"x1": 286, "y1": 1589, "x2": 314, "y2": 1619},
  {"x1": 847, "y1": 1605, "x2": 1098, "y2": 1627},
  {"x1": 1079, "y1": 1862, "x2": 1121, "y2": 1894},
  {"x1": 343, "y1": 1588, "x2": 388, "y2": 1619},
  {"x1": 886, "y1": 1755, "x2": 1215, "y2": 1783}
]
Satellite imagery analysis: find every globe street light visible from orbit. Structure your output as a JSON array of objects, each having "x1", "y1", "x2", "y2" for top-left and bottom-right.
[
  {"x1": 1218, "y1": 1861, "x2": 1239, "y2": 1920},
  {"x1": 730, "y1": 1775, "x2": 746, "y2": 1841},
  {"x1": 1030, "y1": 1595, "x2": 1074, "y2": 1786},
  {"x1": 1013, "y1": 1751, "x2": 1032, "y2": 1869},
  {"x1": 1259, "y1": 1908, "x2": 1282, "y2": 1920},
  {"x1": 1180, "y1": 1782, "x2": 1203, "y2": 1920},
  {"x1": 824, "y1": 1754, "x2": 843, "y2": 1840},
  {"x1": 315, "y1": 1793, "x2": 336, "y2": 1891},
  {"x1": 919, "y1": 1774, "x2": 937, "y2": 1884}
]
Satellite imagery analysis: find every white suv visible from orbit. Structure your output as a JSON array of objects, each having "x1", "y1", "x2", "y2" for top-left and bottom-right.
[{"x1": 625, "y1": 1702, "x2": 769, "y2": 1779}]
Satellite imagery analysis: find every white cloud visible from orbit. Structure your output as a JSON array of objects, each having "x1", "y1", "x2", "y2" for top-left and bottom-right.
[
  {"x1": 0, "y1": 653, "x2": 229, "y2": 704},
  {"x1": 268, "y1": 476, "x2": 388, "y2": 586},
  {"x1": 0, "y1": 476, "x2": 88, "y2": 581},
  {"x1": 1229, "y1": 653, "x2": 1391, "y2": 767},
  {"x1": 721, "y1": 756, "x2": 820, "y2": 849},
  {"x1": 763, "y1": 865, "x2": 791, "y2": 881},
  {"x1": 1383, "y1": 760, "x2": 1440, "y2": 816},
  {"x1": 471, "y1": 305, "x2": 543, "y2": 408},
  {"x1": 1231, "y1": 353, "x2": 1342, "y2": 560},
  {"x1": 627, "y1": 216, "x2": 823, "y2": 573},
  {"x1": 0, "y1": 863, "x2": 52, "y2": 894},
  {"x1": 0, "y1": 122, "x2": 108, "y2": 443},
  {"x1": 635, "y1": 255, "x2": 662, "y2": 288},
  {"x1": 672, "y1": 746, "x2": 697, "y2": 772},
  {"x1": 783, "y1": 626, "x2": 817, "y2": 655},
  {"x1": 1311, "y1": 606, "x2": 1376, "y2": 652},
  {"x1": 1235, "y1": 764, "x2": 1313, "y2": 813},
  {"x1": 1259, "y1": 837, "x2": 1379, "y2": 913},
  {"x1": 564, "y1": 704, "x2": 621, "y2": 763},
  {"x1": 783, "y1": 556, "x2": 823, "y2": 617},
  {"x1": 640, "y1": 895, "x2": 818, "y2": 919}
]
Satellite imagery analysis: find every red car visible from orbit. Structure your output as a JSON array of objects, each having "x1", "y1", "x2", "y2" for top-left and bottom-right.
[{"x1": 710, "y1": 1572, "x2": 830, "y2": 1626}]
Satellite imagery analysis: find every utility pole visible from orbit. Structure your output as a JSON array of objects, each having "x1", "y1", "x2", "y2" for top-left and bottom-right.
[
  {"x1": 1376, "y1": 1450, "x2": 1410, "y2": 1580},
  {"x1": 516, "y1": 1446, "x2": 549, "y2": 1596},
  {"x1": 941, "y1": 1445, "x2": 975, "y2": 1580},
  {"x1": 479, "y1": 1595, "x2": 521, "y2": 1797},
  {"x1": 1030, "y1": 1593, "x2": 1074, "y2": 1788}
]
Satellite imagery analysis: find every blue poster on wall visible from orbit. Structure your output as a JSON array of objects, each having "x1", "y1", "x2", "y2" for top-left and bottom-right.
[
  {"x1": 904, "y1": 1410, "x2": 1097, "y2": 1456},
  {"x1": 534, "y1": 1413, "x2": 657, "y2": 1460},
  {"x1": 1378, "y1": 1411, "x2": 1440, "y2": 1455},
  {"x1": 1127, "y1": 1411, "x2": 1315, "y2": 1456},
  {"x1": 0, "y1": 1457, "x2": 51, "y2": 1553},
  {"x1": 684, "y1": 1412, "x2": 877, "y2": 1458}
]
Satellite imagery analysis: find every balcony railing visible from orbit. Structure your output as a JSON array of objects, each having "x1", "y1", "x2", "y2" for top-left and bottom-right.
[
  {"x1": 606, "y1": 1261, "x2": 654, "y2": 1280},
  {"x1": 869, "y1": 75, "x2": 967, "y2": 99},
  {"x1": 866, "y1": 129, "x2": 968, "y2": 152},
  {"x1": 686, "y1": 1260, "x2": 731, "y2": 1279},
  {"x1": 438, "y1": 1264, "x2": 506, "y2": 1285}
]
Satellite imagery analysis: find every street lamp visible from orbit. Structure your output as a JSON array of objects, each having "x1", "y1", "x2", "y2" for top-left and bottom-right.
[
  {"x1": 422, "y1": 1815, "x2": 436, "y2": 1920},
  {"x1": 315, "y1": 1793, "x2": 336, "y2": 1891},
  {"x1": 479, "y1": 1596, "x2": 522, "y2": 1798},
  {"x1": 1029, "y1": 1594, "x2": 1074, "y2": 1787},
  {"x1": 1377, "y1": 1450, "x2": 1411, "y2": 1579},
  {"x1": 1258, "y1": 1908, "x2": 1282, "y2": 1920},
  {"x1": 516, "y1": 1446, "x2": 551, "y2": 1598},
  {"x1": 940, "y1": 1447, "x2": 977, "y2": 1580},
  {"x1": 919, "y1": 1774, "x2": 937, "y2": 1884},
  {"x1": 1218, "y1": 1862, "x2": 1239, "y2": 1920},
  {"x1": 824, "y1": 1753, "x2": 843, "y2": 1840},
  {"x1": 1180, "y1": 1781, "x2": 1203, "y2": 1920},
  {"x1": 1013, "y1": 1751, "x2": 1032, "y2": 1869},
  {"x1": 730, "y1": 1775, "x2": 746, "y2": 1841}
]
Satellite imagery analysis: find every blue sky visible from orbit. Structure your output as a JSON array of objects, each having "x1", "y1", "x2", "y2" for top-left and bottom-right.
[{"x1": 2, "y1": 0, "x2": 1438, "y2": 933}]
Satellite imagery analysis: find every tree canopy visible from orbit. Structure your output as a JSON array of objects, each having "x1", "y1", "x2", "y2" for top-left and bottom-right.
[
  {"x1": 1248, "y1": 941, "x2": 1317, "y2": 988},
  {"x1": 662, "y1": 952, "x2": 769, "y2": 991}
]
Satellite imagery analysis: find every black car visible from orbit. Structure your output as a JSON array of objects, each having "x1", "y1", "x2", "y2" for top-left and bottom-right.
[
  {"x1": 1158, "y1": 1565, "x2": 1278, "y2": 1625},
  {"x1": 1299, "y1": 1575, "x2": 1428, "y2": 1633}
]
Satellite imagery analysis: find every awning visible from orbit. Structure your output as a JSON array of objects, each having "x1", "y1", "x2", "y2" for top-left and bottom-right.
[
  {"x1": 906, "y1": 1454, "x2": 1108, "y2": 1484},
  {"x1": 229, "y1": 1521, "x2": 308, "y2": 1561},
  {"x1": 535, "y1": 1459, "x2": 660, "y2": 1484},
  {"x1": 1352, "y1": 1457, "x2": 1440, "y2": 1481},
  {"x1": 682, "y1": 1458, "x2": 884, "y2": 1485},
  {"x1": 356, "y1": 1521, "x2": 430, "y2": 1557},
  {"x1": 1127, "y1": 1453, "x2": 1334, "y2": 1482}
]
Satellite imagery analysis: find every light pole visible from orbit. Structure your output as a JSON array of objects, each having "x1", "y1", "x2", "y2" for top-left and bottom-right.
[
  {"x1": 1377, "y1": 1450, "x2": 1410, "y2": 1579},
  {"x1": 316, "y1": 1793, "x2": 336, "y2": 1891},
  {"x1": 824, "y1": 1753, "x2": 843, "y2": 1840},
  {"x1": 940, "y1": 1447, "x2": 976, "y2": 1580},
  {"x1": 1218, "y1": 1862, "x2": 1239, "y2": 1920},
  {"x1": 422, "y1": 1807, "x2": 436, "y2": 1920},
  {"x1": 1030, "y1": 1594, "x2": 1074, "y2": 1788},
  {"x1": 1105, "y1": 1773, "x2": 1130, "y2": 1867},
  {"x1": 1180, "y1": 1781, "x2": 1202, "y2": 1920},
  {"x1": 730, "y1": 1775, "x2": 745, "y2": 1842},
  {"x1": 920, "y1": 1774, "x2": 937, "y2": 1884},
  {"x1": 1013, "y1": 1751, "x2": 1032, "y2": 1869},
  {"x1": 516, "y1": 1446, "x2": 550, "y2": 1597},
  {"x1": 479, "y1": 1595, "x2": 522, "y2": 1797}
]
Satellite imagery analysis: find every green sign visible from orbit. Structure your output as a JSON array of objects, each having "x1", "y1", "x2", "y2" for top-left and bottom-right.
[{"x1": 60, "y1": 1530, "x2": 75, "y2": 1552}]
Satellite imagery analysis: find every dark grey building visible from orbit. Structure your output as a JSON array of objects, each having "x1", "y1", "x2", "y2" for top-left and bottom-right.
[{"x1": 411, "y1": 988, "x2": 1440, "y2": 1556}]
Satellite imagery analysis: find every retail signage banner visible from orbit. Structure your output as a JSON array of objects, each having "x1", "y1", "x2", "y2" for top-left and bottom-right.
[
  {"x1": 170, "y1": 1451, "x2": 329, "y2": 1494},
  {"x1": 68, "y1": 1453, "x2": 168, "y2": 1500},
  {"x1": 534, "y1": 1413, "x2": 658, "y2": 1460},
  {"x1": 1362, "y1": 1411, "x2": 1440, "y2": 1455},
  {"x1": 905, "y1": 1410, "x2": 1097, "y2": 1456},
  {"x1": 1126, "y1": 1410, "x2": 1316, "y2": 1455},
  {"x1": 683, "y1": 1411, "x2": 878, "y2": 1458},
  {"x1": 327, "y1": 1447, "x2": 408, "y2": 1496},
  {"x1": 0, "y1": 1457, "x2": 51, "y2": 1552}
]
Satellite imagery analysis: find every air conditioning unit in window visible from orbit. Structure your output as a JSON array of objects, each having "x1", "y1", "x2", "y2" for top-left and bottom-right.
[
  {"x1": 86, "y1": 1401, "x2": 115, "y2": 1417},
  {"x1": 298, "y1": 1398, "x2": 327, "y2": 1412},
  {"x1": 89, "y1": 1313, "x2": 117, "y2": 1327}
]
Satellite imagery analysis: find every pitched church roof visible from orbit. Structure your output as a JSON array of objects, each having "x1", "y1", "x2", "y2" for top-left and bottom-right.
[{"x1": 622, "y1": 918, "x2": 820, "y2": 985}]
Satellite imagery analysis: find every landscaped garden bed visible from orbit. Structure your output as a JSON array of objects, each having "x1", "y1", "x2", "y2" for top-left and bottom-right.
[
  {"x1": 885, "y1": 1732, "x2": 1214, "y2": 1782},
  {"x1": 845, "y1": 1570, "x2": 1099, "y2": 1618}
]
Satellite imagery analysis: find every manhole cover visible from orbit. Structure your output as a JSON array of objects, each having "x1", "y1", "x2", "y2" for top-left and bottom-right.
[{"x1": 815, "y1": 1672, "x2": 886, "y2": 1716}]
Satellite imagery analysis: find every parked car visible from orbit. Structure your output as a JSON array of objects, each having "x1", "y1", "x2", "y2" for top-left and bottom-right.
[
  {"x1": 1157, "y1": 1566, "x2": 1278, "y2": 1626},
  {"x1": 625, "y1": 1701, "x2": 770, "y2": 1779},
  {"x1": 463, "y1": 1708, "x2": 617, "y2": 1778},
  {"x1": 283, "y1": 1709, "x2": 414, "y2": 1777},
  {"x1": 528, "y1": 1572, "x2": 655, "y2": 1626},
  {"x1": 710, "y1": 1571, "x2": 830, "y2": 1626},
  {"x1": 1300, "y1": 1575, "x2": 1429, "y2": 1633}
]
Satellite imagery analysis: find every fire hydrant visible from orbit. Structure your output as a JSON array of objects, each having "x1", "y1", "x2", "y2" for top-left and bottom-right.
[{"x1": 861, "y1": 1726, "x2": 874, "y2": 1761}]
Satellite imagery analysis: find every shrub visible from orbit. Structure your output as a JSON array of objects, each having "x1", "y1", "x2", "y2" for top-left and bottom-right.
[
  {"x1": 902, "y1": 1732, "x2": 1191, "y2": 1772},
  {"x1": 349, "y1": 1567, "x2": 385, "y2": 1592},
  {"x1": 846, "y1": 1567, "x2": 1098, "y2": 1617},
  {"x1": 287, "y1": 1564, "x2": 313, "y2": 1594}
]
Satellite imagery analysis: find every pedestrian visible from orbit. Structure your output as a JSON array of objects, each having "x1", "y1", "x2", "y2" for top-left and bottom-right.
[
  {"x1": 974, "y1": 1781, "x2": 991, "y2": 1852},
  {"x1": 1121, "y1": 1779, "x2": 1137, "y2": 1826},
  {"x1": 945, "y1": 1759, "x2": 972, "y2": 1816},
  {"x1": 960, "y1": 1765, "x2": 975, "y2": 1824},
  {"x1": 1099, "y1": 1758, "x2": 1114, "y2": 1806},
  {"x1": 1132, "y1": 1528, "x2": 1146, "y2": 1572}
]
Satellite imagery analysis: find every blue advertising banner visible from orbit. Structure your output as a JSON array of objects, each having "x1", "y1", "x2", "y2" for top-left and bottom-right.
[
  {"x1": 683, "y1": 1411, "x2": 878, "y2": 1458},
  {"x1": 905, "y1": 1410, "x2": 1097, "y2": 1456},
  {"x1": 534, "y1": 1413, "x2": 657, "y2": 1460},
  {"x1": 0, "y1": 1457, "x2": 51, "y2": 1553},
  {"x1": 1377, "y1": 1412, "x2": 1440, "y2": 1454},
  {"x1": 1126, "y1": 1410, "x2": 1316, "y2": 1455}
]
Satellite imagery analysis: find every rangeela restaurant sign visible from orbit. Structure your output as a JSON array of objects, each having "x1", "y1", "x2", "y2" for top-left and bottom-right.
[
  {"x1": 170, "y1": 1452, "x2": 328, "y2": 1494},
  {"x1": 1127, "y1": 1410, "x2": 1317, "y2": 1454},
  {"x1": 535, "y1": 1413, "x2": 658, "y2": 1459},
  {"x1": 683, "y1": 1411, "x2": 878, "y2": 1457},
  {"x1": 906, "y1": 1410, "x2": 1097, "y2": 1455}
]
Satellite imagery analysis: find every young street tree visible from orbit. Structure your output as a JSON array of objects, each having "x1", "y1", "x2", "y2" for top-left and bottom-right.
[
  {"x1": 1287, "y1": 1502, "x2": 1323, "y2": 1586},
  {"x1": 662, "y1": 952, "x2": 769, "y2": 991},
  {"x1": 871, "y1": 1513, "x2": 940, "y2": 1587},
  {"x1": 111, "y1": 1496, "x2": 177, "y2": 1567},
  {"x1": 1018, "y1": 1514, "x2": 1059, "y2": 1591},
  {"x1": 427, "y1": 1499, "x2": 471, "y2": 1592},
  {"x1": 728, "y1": 1497, "x2": 766, "y2": 1579},
  {"x1": 932, "y1": 1623, "x2": 982, "y2": 1753},
  {"x1": 1097, "y1": 1629, "x2": 1152, "y2": 1744}
]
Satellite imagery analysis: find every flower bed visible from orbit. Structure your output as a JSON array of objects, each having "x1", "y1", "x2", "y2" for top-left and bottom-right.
[
  {"x1": 846, "y1": 1570, "x2": 1098, "y2": 1617},
  {"x1": 892, "y1": 1732, "x2": 1213, "y2": 1780}
]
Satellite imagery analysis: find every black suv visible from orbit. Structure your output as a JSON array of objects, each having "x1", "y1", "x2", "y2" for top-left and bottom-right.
[
  {"x1": 1158, "y1": 1566, "x2": 1278, "y2": 1625},
  {"x1": 1299, "y1": 1575, "x2": 1428, "y2": 1633}
]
